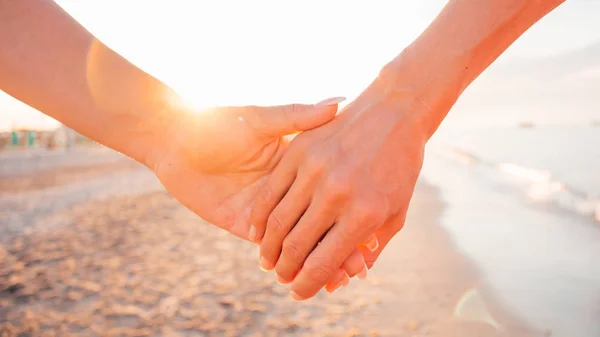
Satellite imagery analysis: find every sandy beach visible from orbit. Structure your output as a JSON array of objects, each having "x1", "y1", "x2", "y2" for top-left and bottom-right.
[{"x1": 0, "y1": 147, "x2": 538, "y2": 337}]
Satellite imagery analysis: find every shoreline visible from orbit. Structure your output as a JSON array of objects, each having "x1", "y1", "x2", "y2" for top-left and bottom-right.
[{"x1": 421, "y1": 144, "x2": 600, "y2": 337}]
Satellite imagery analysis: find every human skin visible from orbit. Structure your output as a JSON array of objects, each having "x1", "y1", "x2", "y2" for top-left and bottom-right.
[
  {"x1": 251, "y1": 0, "x2": 566, "y2": 300},
  {"x1": 0, "y1": 0, "x2": 368, "y2": 288}
]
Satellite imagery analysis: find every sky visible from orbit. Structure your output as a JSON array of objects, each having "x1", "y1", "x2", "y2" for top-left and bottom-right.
[{"x1": 1, "y1": 0, "x2": 599, "y2": 131}]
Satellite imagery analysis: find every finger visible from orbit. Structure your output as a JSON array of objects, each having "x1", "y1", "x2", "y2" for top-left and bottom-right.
[
  {"x1": 341, "y1": 249, "x2": 367, "y2": 279},
  {"x1": 247, "y1": 97, "x2": 345, "y2": 137},
  {"x1": 249, "y1": 149, "x2": 299, "y2": 244},
  {"x1": 325, "y1": 269, "x2": 349, "y2": 293},
  {"x1": 359, "y1": 234, "x2": 379, "y2": 252},
  {"x1": 258, "y1": 175, "x2": 312, "y2": 272},
  {"x1": 290, "y1": 217, "x2": 370, "y2": 301},
  {"x1": 274, "y1": 196, "x2": 337, "y2": 283}
]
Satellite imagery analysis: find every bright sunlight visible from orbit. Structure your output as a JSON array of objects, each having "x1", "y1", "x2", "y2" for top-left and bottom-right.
[{"x1": 56, "y1": 1, "x2": 433, "y2": 112}]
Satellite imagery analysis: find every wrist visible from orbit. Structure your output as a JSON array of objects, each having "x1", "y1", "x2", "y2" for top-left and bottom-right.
[
  {"x1": 96, "y1": 85, "x2": 180, "y2": 171},
  {"x1": 80, "y1": 41, "x2": 180, "y2": 169},
  {"x1": 127, "y1": 88, "x2": 185, "y2": 171},
  {"x1": 377, "y1": 46, "x2": 466, "y2": 140}
]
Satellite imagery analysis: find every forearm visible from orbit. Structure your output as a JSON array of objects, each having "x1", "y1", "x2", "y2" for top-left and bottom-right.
[
  {"x1": 0, "y1": 0, "x2": 177, "y2": 165},
  {"x1": 381, "y1": 0, "x2": 565, "y2": 138}
]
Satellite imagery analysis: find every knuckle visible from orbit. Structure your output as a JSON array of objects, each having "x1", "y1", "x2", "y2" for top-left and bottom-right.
[
  {"x1": 214, "y1": 205, "x2": 235, "y2": 232},
  {"x1": 301, "y1": 151, "x2": 328, "y2": 176},
  {"x1": 303, "y1": 261, "x2": 337, "y2": 285},
  {"x1": 282, "y1": 104, "x2": 300, "y2": 130},
  {"x1": 256, "y1": 185, "x2": 272, "y2": 204},
  {"x1": 281, "y1": 238, "x2": 305, "y2": 265},
  {"x1": 286, "y1": 103, "x2": 300, "y2": 115},
  {"x1": 323, "y1": 171, "x2": 350, "y2": 200},
  {"x1": 250, "y1": 187, "x2": 273, "y2": 222},
  {"x1": 249, "y1": 207, "x2": 263, "y2": 228},
  {"x1": 353, "y1": 198, "x2": 383, "y2": 226},
  {"x1": 266, "y1": 212, "x2": 288, "y2": 234},
  {"x1": 336, "y1": 224, "x2": 356, "y2": 244}
]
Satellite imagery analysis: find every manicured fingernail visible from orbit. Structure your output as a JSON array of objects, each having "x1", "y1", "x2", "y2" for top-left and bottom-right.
[
  {"x1": 276, "y1": 275, "x2": 290, "y2": 285},
  {"x1": 366, "y1": 237, "x2": 379, "y2": 252},
  {"x1": 315, "y1": 96, "x2": 346, "y2": 107},
  {"x1": 248, "y1": 225, "x2": 257, "y2": 242},
  {"x1": 290, "y1": 291, "x2": 306, "y2": 301},
  {"x1": 325, "y1": 271, "x2": 346, "y2": 293},
  {"x1": 259, "y1": 257, "x2": 273, "y2": 271},
  {"x1": 358, "y1": 265, "x2": 368, "y2": 280},
  {"x1": 325, "y1": 281, "x2": 343, "y2": 294},
  {"x1": 342, "y1": 273, "x2": 350, "y2": 287}
]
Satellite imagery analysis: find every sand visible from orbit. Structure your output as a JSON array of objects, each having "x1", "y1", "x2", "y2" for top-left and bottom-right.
[{"x1": 0, "y1": 147, "x2": 540, "y2": 336}]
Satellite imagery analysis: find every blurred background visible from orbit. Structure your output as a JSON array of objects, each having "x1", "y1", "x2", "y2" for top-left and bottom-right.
[{"x1": 1, "y1": 1, "x2": 599, "y2": 336}]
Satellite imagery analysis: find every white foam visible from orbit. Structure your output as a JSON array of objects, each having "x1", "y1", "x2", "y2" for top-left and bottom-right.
[{"x1": 435, "y1": 145, "x2": 600, "y2": 225}]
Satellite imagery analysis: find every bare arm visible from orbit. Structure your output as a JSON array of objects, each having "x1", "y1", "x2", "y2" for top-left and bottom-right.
[
  {"x1": 0, "y1": 0, "x2": 176, "y2": 166},
  {"x1": 382, "y1": 0, "x2": 566, "y2": 138},
  {"x1": 250, "y1": 0, "x2": 567, "y2": 300},
  {"x1": 0, "y1": 1, "x2": 357, "y2": 291}
]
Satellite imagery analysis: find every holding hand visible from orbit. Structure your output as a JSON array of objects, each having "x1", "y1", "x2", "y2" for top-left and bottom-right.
[
  {"x1": 251, "y1": 72, "x2": 430, "y2": 300},
  {"x1": 151, "y1": 97, "x2": 344, "y2": 240},
  {"x1": 152, "y1": 97, "x2": 371, "y2": 292}
]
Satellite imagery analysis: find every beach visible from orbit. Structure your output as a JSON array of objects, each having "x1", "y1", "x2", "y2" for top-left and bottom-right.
[
  {"x1": 0, "y1": 146, "x2": 537, "y2": 337},
  {"x1": 1, "y1": 0, "x2": 599, "y2": 335},
  {"x1": 423, "y1": 123, "x2": 600, "y2": 337}
]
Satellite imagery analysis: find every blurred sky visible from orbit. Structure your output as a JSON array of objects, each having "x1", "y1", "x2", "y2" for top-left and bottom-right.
[{"x1": 1, "y1": 0, "x2": 598, "y2": 131}]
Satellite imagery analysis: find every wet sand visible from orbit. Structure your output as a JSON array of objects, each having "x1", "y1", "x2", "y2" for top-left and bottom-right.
[{"x1": 0, "y1": 148, "x2": 537, "y2": 336}]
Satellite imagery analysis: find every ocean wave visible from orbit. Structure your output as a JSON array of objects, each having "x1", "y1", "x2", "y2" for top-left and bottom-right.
[{"x1": 433, "y1": 146, "x2": 600, "y2": 224}]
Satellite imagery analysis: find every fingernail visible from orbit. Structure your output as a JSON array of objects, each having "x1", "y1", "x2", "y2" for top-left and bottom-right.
[
  {"x1": 358, "y1": 265, "x2": 368, "y2": 280},
  {"x1": 276, "y1": 275, "x2": 290, "y2": 285},
  {"x1": 248, "y1": 225, "x2": 257, "y2": 242},
  {"x1": 290, "y1": 291, "x2": 306, "y2": 301},
  {"x1": 315, "y1": 96, "x2": 346, "y2": 107},
  {"x1": 259, "y1": 257, "x2": 273, "y2": 271},
  {"x1": 342, "y1": 272, "x2": 350, "y2": 287},
  {"x1": 366, "y1": 237, "x2": 379, "y2": 252},
  {"x1": 325, "y1": 281, "x2": 343, "y2": 294}
]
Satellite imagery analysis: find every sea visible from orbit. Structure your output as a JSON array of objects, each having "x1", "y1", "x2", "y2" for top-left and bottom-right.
[{"x1": 421, "y1": 122, "x2": 600, "y2": 337}]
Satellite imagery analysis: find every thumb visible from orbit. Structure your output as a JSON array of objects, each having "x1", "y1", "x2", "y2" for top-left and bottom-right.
[{"x1": 247, "y1": 96, "x2": 346, "y2": 136}]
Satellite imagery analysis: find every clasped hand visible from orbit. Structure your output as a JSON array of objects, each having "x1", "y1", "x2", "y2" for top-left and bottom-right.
[{"x1": 152, "y1": 74, "x2": 428, "y2": 301}]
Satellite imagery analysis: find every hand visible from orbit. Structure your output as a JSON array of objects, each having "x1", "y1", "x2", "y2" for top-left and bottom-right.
[
  {"x1": 148, "y1": 98, "x2": 366, "y2": 291},
  {"x1": 250, "y1": 73, "x2": 429, "y2": 300},
  {"x1": 149, "y1": 97, "x2": 344, "y2": 240},
  {"x1": 149, "y1": 96, "x2": 371, "y2": 291}
]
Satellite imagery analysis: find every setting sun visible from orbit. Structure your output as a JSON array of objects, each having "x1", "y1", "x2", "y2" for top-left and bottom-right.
[
  {"x1": 53, "y1": 1, "x2": 435, "y2": 115},
  {"x1": 2, "y1": 1, "x2": 600, "y2": 131}
]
